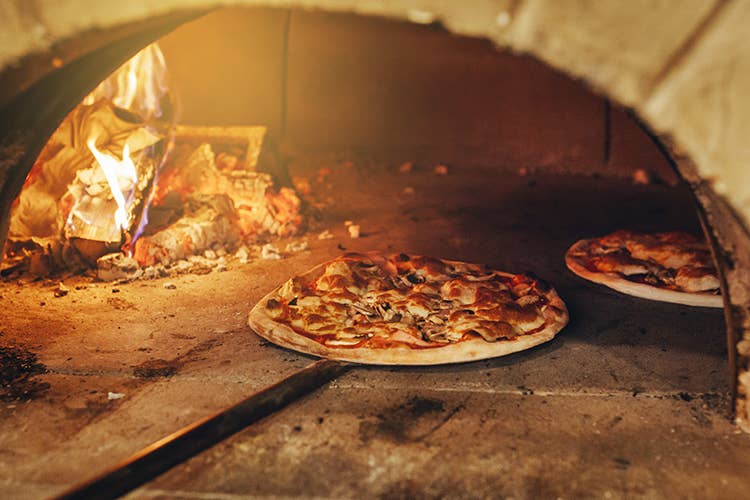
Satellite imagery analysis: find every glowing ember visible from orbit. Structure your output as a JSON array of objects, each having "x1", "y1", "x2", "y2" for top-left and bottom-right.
[{"x1": 86, "y1": 138, "x2": 138, "y2": 232}]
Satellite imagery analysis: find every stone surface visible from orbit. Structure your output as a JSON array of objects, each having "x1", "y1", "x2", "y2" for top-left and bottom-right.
[
  {"x1": 286, "y1": 10, "x2": 607, "y2": 171},
  {"x1": 608, "y1": 105, "x2": 677, "y2": 183},
  {"x1": 0, "y1": 159, "x2": 731, "y2": 497},
  {"x1": 129, "y1": 386, "x2": 750, "y2": 499}
]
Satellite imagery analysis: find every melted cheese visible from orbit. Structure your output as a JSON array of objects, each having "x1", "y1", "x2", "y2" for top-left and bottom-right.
[{"x1": 268, "y1": 253, "x2": 560, "y2": 350}]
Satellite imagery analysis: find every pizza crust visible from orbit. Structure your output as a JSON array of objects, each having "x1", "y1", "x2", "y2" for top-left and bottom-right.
[
  {"x1": 248, "y1": 258, "x2": 569, "y2": 365},
  {"x1": 565, "y1": 239, "x2": 723, "y2": 308}
]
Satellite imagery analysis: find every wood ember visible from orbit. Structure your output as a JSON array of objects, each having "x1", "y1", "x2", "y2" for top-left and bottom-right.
[
  {"x1": 2, "y1": 237, "x2": 106, "y2": 278},
  {"x1": 132, "y1": 194, "x2": 241, "y2": 267},
  {"x1": 6, "y1": 122, "x2": 305, "y2": 281},
  {"x1": 97, "y1": 253, "x2": 142, "y2": 282},
  {"x1": 154, "y1": 141, "x2": 302, "y2": 240},
  {"x1": 633, "y1": 168, "x2": 653, "y2": 185},
  {"x1": 172, "y1": 125, "x2": 266, "y2": 171}
]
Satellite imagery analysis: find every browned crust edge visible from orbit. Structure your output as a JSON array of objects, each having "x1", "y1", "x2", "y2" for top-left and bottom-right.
[
  {"x1": 565, "y1": 239, "x2": 723, "y2": 308},
  {"x1": 248, "y1": 257, "x2": 569, "y2": 365}
]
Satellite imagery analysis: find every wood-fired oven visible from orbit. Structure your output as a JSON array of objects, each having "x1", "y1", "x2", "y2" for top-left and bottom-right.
[{"x1": 1, "y1": 2, "x2": 749, "y2": 498}]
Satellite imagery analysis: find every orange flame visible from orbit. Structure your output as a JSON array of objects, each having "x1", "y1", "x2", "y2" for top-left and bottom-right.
[
  {"x1": 83, "y1": 43, "x2": 169, "y2": 120},
  {"x1": 87, "y1": 138, "x2": 138, "y2": 232}
]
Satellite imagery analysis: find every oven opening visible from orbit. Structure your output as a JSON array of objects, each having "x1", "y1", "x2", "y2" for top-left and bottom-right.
[{"x1": 1, "y1": 5, "x2": 748, "y2": 499}]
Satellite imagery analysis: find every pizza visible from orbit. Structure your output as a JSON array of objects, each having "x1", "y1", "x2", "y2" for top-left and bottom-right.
[
  {"x1": 248, "y1": 252, "x2": 568, "y2": 365},
  {"x1": 565, "y1": 230, "x2": 722, "y2": 308}
]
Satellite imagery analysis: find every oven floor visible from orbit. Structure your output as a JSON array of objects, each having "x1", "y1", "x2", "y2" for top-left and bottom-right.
[{"x1": 1, "y1": 162, "x2": 748, "y2": 498}]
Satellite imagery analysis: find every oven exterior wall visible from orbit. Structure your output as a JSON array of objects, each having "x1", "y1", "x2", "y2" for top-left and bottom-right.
[{"x1": 0, "y1": 0, "x2": 749, "y2": 428}]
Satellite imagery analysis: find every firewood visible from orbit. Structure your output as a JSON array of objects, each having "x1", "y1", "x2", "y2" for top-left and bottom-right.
[{"x1": 132, "y1": 194, "x2": 241, "y2": 267}]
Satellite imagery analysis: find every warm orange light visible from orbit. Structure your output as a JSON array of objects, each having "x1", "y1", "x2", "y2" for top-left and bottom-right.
[
  {"x1": 87, "y1": 137, "x2": 138, "y2": 232},
  {"x1": 82, "y1": 43, "x2": 168, "y2": 120}
]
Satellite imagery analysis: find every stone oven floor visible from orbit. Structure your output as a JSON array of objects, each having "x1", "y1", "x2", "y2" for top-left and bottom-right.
[{"x1": 1, "y1": 161, "x2": 749, "y2": 499}]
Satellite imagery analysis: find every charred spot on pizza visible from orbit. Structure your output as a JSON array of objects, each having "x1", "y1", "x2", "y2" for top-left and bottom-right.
[
  {"x1": 266, "y1": 298, "x2": 281, "y2": 309},
  {"x1": 406, "y1": 273, "x2": 423, "y2": 284}
]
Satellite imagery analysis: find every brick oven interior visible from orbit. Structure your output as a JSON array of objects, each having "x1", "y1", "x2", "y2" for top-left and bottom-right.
[{"x1": 1, "y1": 7, "x2": 750, "y2": 498}]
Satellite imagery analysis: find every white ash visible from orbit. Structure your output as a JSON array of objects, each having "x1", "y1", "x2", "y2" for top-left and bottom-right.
[
  {"x1": 348, "y1": 224, "x2": 361, "y2": 239},
  {"x1": 318, "y1": 230, "x2": 334, "y2": 240},
  {"x1": 97, "y1": 250, "x2": 233, "y2": 282},
  {"x1": 142, "y1": 265, "x2": 168, "y2": 280},
  {"x1": 97, "y1": 253, "x2": 142, "y2": 282},
  {"x1": 285, "y1": 240, "x2": 309, "y2": 253},
  {"x1": 261, "y1": 243, "x2": 282, "y2": 260},
  {"x1": 107, "y1": 392, "x2": 125, "y2": 400},
  {"x1": 235, "y1": 245, "x2": 251, "y2": 263}
]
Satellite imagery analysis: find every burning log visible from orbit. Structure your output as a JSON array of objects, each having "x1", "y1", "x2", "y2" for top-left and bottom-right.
[
  {"x1": 5, "y1": 102, "x2": 163, "y2": 273},
  {"x1": 172, "y1": 125, "x2": 266, "y2": 170},
  {"x1": 9, "y1": 103, "x2": 158, "y2": 241},
  {"x1": 150, "y1": 131, "x2": 302, "y2": 240},
  {"x1": 132, "y1": 194, "x2": 240, "y2": 267},
  {"x1": 3, "y1": 43, "x2": 171, "y2": 276},
  {"x1": 62, "y1": 102, "x2": 163, "y2": 244}
]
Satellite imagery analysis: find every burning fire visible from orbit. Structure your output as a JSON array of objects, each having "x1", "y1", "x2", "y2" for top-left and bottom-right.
[
  {"x1": 4, "y1": 40, "x2": 303, "y2": 279},
  {"x1": 83, "y1": 43, "x2": 169, "y2": 120},
  {"x1": 66, "y1": 42, "x2": 172, "y2": 244},
  {"x1": 86, "y1": 138, "x2": 138, "y2": 232}
]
